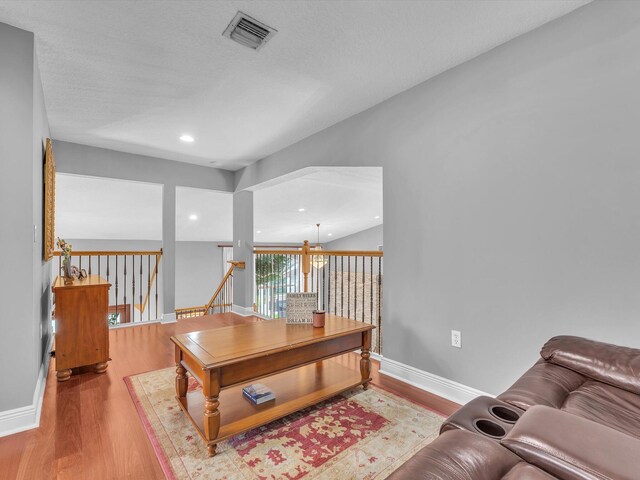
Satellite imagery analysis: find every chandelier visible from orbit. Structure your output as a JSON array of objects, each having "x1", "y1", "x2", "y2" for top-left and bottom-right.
[{"x1": 311, "y1": 223, "x2": 328, "y2": 269}]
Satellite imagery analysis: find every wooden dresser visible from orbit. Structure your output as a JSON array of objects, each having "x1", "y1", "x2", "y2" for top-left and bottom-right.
[{"x1": 53, "y1": 275, "x2": 111, "y2": 381}]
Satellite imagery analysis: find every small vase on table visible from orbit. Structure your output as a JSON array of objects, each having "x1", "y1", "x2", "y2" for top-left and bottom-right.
[
  {"x1": 312, "y1": 310, "x2": 326, "y2": 328},
  {"x1": 63, "y1": 258, "x2": 73, "y2": 285}
]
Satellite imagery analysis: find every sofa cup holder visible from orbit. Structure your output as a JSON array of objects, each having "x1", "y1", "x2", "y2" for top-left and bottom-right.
[
  {"x1": 489, "y1": 405, "x2": 520, "y2": 424},
  {"x1": 473, "y1": 419, "x2": 506, "y2": 439}
]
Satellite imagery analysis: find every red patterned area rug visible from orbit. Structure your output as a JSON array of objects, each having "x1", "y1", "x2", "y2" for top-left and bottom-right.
[{"x1": 125, "y1": 367, "x2": 444, "y2": 480}]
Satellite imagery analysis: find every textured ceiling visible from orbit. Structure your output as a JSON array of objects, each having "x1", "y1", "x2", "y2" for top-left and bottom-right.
[
  {"x1": 0, "y1": 1, "x2": 589, "y2": 170},
  {"x1": 56, "y1": 167, "x2": 381, "y2": 243}
]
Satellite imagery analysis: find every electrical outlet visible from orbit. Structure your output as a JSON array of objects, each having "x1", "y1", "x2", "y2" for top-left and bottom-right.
[{"x1": 451, "y1": 330, "x2": 462, "y2": 348}]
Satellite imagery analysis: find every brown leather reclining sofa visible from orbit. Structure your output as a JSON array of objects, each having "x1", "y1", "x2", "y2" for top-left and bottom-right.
[{"x1": 388, "y1": 336, "x2": 640, "y2": 479}]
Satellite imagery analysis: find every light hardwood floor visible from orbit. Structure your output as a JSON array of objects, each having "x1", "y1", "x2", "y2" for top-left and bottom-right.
[{"x1": 0, "y1": 314, "x2": 459, "y2": 479}]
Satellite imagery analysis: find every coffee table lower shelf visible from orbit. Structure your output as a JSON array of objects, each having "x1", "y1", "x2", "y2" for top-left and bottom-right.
[{"x1": 176, "y1": 357, "x2": 365, "y2": 446}]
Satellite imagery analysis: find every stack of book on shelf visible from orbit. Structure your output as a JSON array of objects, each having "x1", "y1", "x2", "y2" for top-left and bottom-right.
[{"x1": 242, "y1": 383, "x2": 275, "y2": 405}]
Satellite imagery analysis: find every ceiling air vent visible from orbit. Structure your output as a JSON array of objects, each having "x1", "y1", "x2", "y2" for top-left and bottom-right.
[{"x1": 222, "y1": 12, "x2": 277, "y2": 51}]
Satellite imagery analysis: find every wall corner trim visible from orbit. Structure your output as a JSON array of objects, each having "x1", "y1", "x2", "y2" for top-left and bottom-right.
[
  {"x1": 232, "y1": 304, "x2": 259, "y2": 317},
  {"x1": 379, "y1": 357, "x2": 494, "y2": 406},
  {"x1": 161, "y1": 312, "x2": 177, "y2": 324},
  {"x1": 0, "y1": 335, "x2": 53, "y2": 438}
]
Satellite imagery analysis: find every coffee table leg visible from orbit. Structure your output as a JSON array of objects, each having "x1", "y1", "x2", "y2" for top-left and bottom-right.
[
  {"x1": 176, "y1": 365, "x2": 187, "y2": 398},
  {"x1": 204, "y1": 369, "x2": 221, "y2": 457},
  {"x1": 361, "y1": 330, "x2": 372, "y2": 390},
  {"x1": 207, "y1": 443, "x2": 217, "y2": 457}
]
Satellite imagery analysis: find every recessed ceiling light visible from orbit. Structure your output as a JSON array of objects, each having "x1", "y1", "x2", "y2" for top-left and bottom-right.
[
  {"x1": 374, "y1": 215, "x2": 380, "y2": 219},
  {"x1": 189, "y1": 214, "x2": 198, "y2": 220},
  {"x1": 328, "y1": 233, "x2": 333, "y2": 237},
  {"x1": 256, "y1": 230, "x2": 262, "y2": 234},
  {"x1": 298, "y1": 208, "x2": 305, "y2": 212},
  {"x1": 180, "y1": 134, "x2": 195, "y2": 143}
]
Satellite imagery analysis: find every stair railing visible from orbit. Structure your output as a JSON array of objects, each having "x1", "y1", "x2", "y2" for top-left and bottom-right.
[
  {"x1": 53, "y1": 249, "x2": 163, "y2": 326},
  {"x1": 254, "y1": 241, "x2": 383, "y2": 353},
  {"x1": 175, "y1": 260, "x2": 245, "y2": 319}
]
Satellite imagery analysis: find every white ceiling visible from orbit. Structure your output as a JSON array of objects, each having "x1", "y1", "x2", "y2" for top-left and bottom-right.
[
  {"x1": 55, "y1": 175, "x2": 233, "y2": 241},
  {"x1": 0, "y1": 1, "x2": 588, "y2": 170},
  {"x1": 253, "y1": 167, "x2": 382, "y2": 244},
  {"x1": 176, "y1": 187, "x2": 233, "y2": 242},
  {"x1": 56, "y1": 168, "x2": 381, "y2": 243}
]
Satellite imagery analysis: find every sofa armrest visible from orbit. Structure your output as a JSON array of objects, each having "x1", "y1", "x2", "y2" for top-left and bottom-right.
[
  {"x1": 387, "y1": 429, "x2": 522, "y2": 480},
  {"x1": 540, "y1": 336, "x2": 640, "y2": 395},
  {"x1": 501, "y1": 405, "x2": 640, "y2": 480}
]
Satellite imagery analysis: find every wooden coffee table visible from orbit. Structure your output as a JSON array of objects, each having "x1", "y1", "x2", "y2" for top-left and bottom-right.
[{"x1": 170, "y1": 315, "x2": 375, "y2": 456}]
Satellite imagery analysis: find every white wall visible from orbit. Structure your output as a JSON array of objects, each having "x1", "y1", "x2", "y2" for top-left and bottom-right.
[{"x1": 235, "y1": 1, "x2": 640, "y2": 395}]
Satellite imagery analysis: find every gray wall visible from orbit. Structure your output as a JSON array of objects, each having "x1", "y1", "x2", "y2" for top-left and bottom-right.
[
  {"x1": 235, "y1": 1, "x2": 640, "y2": 395},
  {"x1": 62, "y1": 239, "x2": 162, "y2": 251},
  {"x1": 163, "y1": 184, "x2": 176, "y2": 314},
  {"x1": 325, "y1": 225, "x2": 383, "y2": 251},
  {"x1": 65, "y1": 239, "x2": 225, "y2": 312},
  {"x1": 175, "y1": 241, "x2": 226, "y2": 309},
  {"x1": 54, "y1": 141, "x2": 235, "y2": 316},
  {"x1": 33, "y1": 45, "x2": 52, "y2": 383},
  {"x1": 233, "y1": 191, "x2": 254, "y2": 310},
  {"x1": 324, "y1": 225, "x2": 384, "y2": 276},
  {"x1": 0, "y1": 22, "x2": 51, "y2": 411},
  {"x1": 53, "y1": 141, "x2": 234, "y2": 191}
]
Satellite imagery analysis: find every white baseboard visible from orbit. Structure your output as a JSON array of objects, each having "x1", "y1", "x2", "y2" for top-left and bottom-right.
[
  {"x1": 0, "y1": 335, "x2": 53, "y2": 438},
  {"x1": 110, "y1": 320, "x2": 161, "y2": 329},
  {"x1": 232, "y1": 304, "x2": 258, "y2": 317},
  {"x1": 379, "y1": 357, "x2": 494, "y2": 406},
  {"x1": 161, "y1": 312, "x2": 177, "y2": 324},
  {"x1": 370, "y1": 351, "x2": 382, "y2": 362}
]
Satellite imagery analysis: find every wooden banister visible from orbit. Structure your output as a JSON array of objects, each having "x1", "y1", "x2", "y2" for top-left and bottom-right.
[
  {"x1": 253, "y1": 248, "x2": 383, "y2": 257},
  {"x1": 204, "y1": 260, "x2": 245, "y2": 312},
  {"x1": 53, "y1": 250, "x2": 163, "y2": 256},
  {"x1": 302, "y1": 240, "x2": 311, "y2": 292},
  {"x1": 309, "y1": 250, "x2": 383, "y2": 257}
]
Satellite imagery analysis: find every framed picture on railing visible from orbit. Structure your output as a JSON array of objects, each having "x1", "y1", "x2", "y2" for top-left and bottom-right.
[{"x1": 285, "y1": 292, "x2": 317, "y2": 324}]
